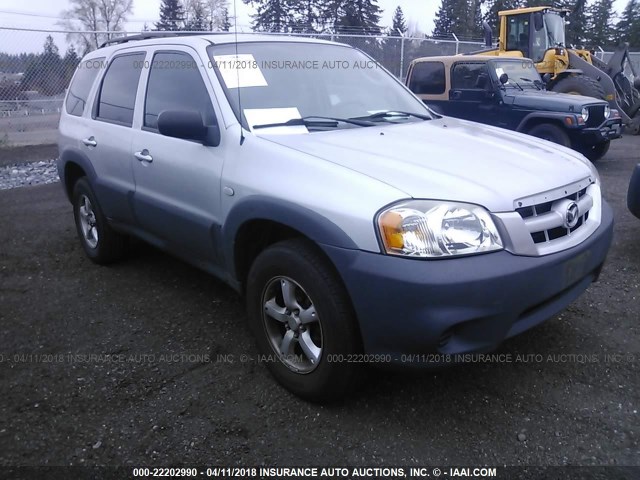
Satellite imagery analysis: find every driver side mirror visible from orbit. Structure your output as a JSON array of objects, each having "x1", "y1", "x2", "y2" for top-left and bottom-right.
[
  {"x1": 499, "y1": 73, "x2": 509, "y2": 85},
  {"x1": 158, "y1": 110, "x2": 221, "y2": 147}
]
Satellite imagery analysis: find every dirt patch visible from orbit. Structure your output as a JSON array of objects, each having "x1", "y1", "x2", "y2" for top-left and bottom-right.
[{"x1": 0, "y1": 144, "x2": 58, "y2": 168}]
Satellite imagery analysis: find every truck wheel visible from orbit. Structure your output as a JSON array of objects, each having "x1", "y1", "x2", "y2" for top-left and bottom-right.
[
  {"x1": 246, "y1": 239, "x2": 362, "y2": 402},
  {"x1": 528, "y1": 123, "x2": 572, "y2": 148},
  {"x1": 72, "y1": 177, "x2": 127, "y2": 264},
  {"x1": 580, "y1": 141, "x2": 610, "y2": 162},
  {"x1": 551, "y1": 75, "x2": 606, "y2": 99}
]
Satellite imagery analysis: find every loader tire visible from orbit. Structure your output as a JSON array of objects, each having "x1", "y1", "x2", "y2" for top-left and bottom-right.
[{"x1": 552, "y1": 75, "x2": 606, "y2": 100}]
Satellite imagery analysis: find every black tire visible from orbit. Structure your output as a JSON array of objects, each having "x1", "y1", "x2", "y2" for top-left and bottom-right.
[
  {"x1": 72, "y1": 177, "x2": 127, "y2": 264},
  {"x1": 551, "y1": 75, "x2": 606, "y2": 99},
  {"x1": 246, "y1": 239, "x2": 362, "y2": 402},
  {"x1": 579, "y1": 140, "x2": 610, "y2": 162},
  {"x1": 528, "y1": 123, "x2": 572, "y2": 148}
]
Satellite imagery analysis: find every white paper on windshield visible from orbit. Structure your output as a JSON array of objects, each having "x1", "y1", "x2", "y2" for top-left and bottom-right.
[
  {"x1": 213, "y1": 54, "x2": 268, "y2": 89},
  {"x1": 244, "y1": 107, "x2": 308, "y2": 135}
]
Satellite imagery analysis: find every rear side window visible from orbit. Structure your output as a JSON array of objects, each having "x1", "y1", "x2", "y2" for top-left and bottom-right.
[
  {"x1": 95, "y1": 53, "x2": 145, "y2": 126},
  {"x1": 408, "y1": 62, "x2": 446, "y2": 95},
  {"x1": 144, "y1": 51, "x2": 216, "y2": 130},
  {"x1": 451, "y1": 63, "x2": 488, "y2": 90},
  {"x1": 65, "y1": 58, "x2": 104, "y2": 117}
]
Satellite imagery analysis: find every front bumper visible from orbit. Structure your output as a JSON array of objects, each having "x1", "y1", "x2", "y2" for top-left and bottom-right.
[
  {"x1": 575, "y1": 118, "x2": 623, "y2": 146},
  {"x1": 322, "y1": 201, "x2": 614, "y2": 366}
]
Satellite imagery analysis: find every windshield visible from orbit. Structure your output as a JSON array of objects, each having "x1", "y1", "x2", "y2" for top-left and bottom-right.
[
  {"x1": 207, "y1": 42, "x2": 431, "y2": 132},
  {"x1": 544, "y1": 12, "x2": 566, "y2": 47},
  {"x1": 491, "y1": 60, "x2": 542, "y2": 88}
]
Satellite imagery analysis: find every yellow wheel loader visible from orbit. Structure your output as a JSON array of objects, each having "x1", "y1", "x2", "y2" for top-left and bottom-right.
[{"x1": 474, "y1": 6, "x2": 640, "y2": 134}]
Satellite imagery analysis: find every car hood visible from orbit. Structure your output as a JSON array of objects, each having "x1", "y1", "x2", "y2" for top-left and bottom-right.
[
  {"x1": 505, "y1": 89, "x2": 605, "y2": 111},
  {"x1": 261, "y1": 117, "x2": 596, "y2": 212}
]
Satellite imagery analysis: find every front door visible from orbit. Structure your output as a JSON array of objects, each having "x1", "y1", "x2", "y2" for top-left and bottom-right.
[
  {"x1": 131, "y1": 47, "x2": 225, "y2": 263},
  {"x1": 448, "y1": 62, "x2": 499, "y2": 126}
]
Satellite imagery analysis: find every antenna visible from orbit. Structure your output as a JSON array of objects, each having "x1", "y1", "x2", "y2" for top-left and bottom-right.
[{"x1": 233, "y1": 0, "x2": 245, "y2": 145}]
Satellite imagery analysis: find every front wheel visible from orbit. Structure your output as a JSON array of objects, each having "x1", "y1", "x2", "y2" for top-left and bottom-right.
[
  {"x1": 527, "y1": 123, "x2": 572, "y2": 148},
  {"x1": 579, "y1": 140, "x2": 610, "y2": 161},
  {"x1": 246, "y1": 239, "x2": 362, "y2": 402}
]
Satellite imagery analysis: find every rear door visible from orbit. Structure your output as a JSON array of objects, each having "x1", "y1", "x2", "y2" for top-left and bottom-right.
[
  {"x1": 89, "y1": 49, "x2": 148, "y2": 224},
  {"x1": 406, "y1": 61, "x2": 448, "y2": 114},
  {"x1": 130, "y1": 46, "x2": 225, "y2": 264}
]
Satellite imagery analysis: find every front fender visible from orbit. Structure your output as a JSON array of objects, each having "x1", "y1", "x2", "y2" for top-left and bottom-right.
[
  {"x1": 221, "y1": 195, "x2": 359, "y2": 277},
  {"x1": 516, "y1": 112, "x2": 573, "y2": 132}
]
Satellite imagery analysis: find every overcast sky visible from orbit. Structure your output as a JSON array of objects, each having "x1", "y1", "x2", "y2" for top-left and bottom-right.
[
  {"x1": 0, "y1": 0, "x2": 436, "y2": 34},
  {"x1": 0, "y1": 0, "x2": 627, "y2": 54}
]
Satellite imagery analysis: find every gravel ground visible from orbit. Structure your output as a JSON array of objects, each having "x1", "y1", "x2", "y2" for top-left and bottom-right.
[
  {"x1": 0, "y1": 137, "x2": 638, "y2": 472},
  {"x1": 0, "y1": 159, "x2": 58, "y2": 190}
]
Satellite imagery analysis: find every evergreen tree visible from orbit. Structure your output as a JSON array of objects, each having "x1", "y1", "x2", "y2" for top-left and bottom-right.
[
  {"x1": 585, "y1": 0, "x2": 616, "y2": 48},
  {"x1": 484, "y1": 0, "x2": 522, "y2": 32},
  {"x1": 433, "y1": 0, "x2": 474, "y2": 38},
  {"x1": 243, "y1": 0, "x2": 292, "y2": 32},
  {"x1": 291, "y1": 0, "x2": 320, "y2": 33},
  {"x1": 155, "y1": 0, "x2": 185, "y2": 31},
  {"x1": 616, "y1": 0, "x2": 640, "y2": 48},
  {"x1": 391, "y1": 5, "x2": 407, "y2": 35},
  {"x1": 23, "y1": 36, "x2": 65, "y2": 96},
  {"x1": 562, "y1": 0, "x2": 588, "y2": 47},
  {"x1": 335, "y1": 0, "x2": 382, "y2": 34}
]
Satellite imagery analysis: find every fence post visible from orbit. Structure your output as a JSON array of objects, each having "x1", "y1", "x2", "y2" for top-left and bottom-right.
[
  {"x1": 398, "y1": 29, "x2": 406, "y2": 80},
  {"x1": 452, "y1": 32, "x2": 459, "y2": 55}
]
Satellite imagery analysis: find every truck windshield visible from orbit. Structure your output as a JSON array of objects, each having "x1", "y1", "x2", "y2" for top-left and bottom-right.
[
  {"x1": 491, "y1": 60, "x2": 542, "y2": 89},
  {"x1": 544, "y1": 12, "x2": 566, "y2": 47},
  {"x1": 207, "y1": 42, "x2": 431, "y2": 131}
]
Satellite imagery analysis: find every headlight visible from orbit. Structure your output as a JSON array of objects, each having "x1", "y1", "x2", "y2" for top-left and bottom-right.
[
  {"x1": 378, "y1": 201, "x2": 504, "y2": 258},
  {"x1": 581, "y1": 107, "x2": 590, "y2": 122},
  {"x1": 604, "y1": 105, "x2": 611, "y2": 119}
]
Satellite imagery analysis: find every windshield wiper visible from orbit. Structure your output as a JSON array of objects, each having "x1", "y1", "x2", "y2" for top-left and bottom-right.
[
  {"x1": 519, "y1": 77, "x2": 544, "y2": 90},
  {"x1": 351, "y1": 110, "x2": 433, "y2": 122},
  {"x1": 253, "y1": 115, "x2": 375, "y2": 130}
]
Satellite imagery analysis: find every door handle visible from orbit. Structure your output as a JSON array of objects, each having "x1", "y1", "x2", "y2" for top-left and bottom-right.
[
  {"x1": 82, "y1": 136, "x2": 97, "y2": 147},
  {"x1": 134, "y1": 149, "x2": 153, "y2": 163},
  {"x1": 452, "y1": 91, "x2": 462, "y2": 100}
]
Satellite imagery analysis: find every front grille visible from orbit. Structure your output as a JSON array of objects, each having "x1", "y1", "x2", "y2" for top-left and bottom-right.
[
  {"x1": 516, "y1": 186, "x2": 592, "y2": 245},
  {"x1": 585, "y1": 105, "x2": 605, "y2": 127}
]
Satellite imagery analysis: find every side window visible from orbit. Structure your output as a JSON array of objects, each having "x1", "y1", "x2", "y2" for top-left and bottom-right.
[
  {"x1": 408, "y1": 62, "x2": 446, "y2": 95},
  {"x1": 144, "y1": 51, "x2": 216, "y2": 130},
  {"x1": 506, "y1": 14, "x2": 530, "y2": 58},
  {"x1": 65, "y1": 57, "x2": 105, "y2": 117},
  {"x1": 451, "y1": 63, "x2": 489, "y2": 90},
  {"x1": 95, "y1": 53, "x2": 145, "y2": 126}
]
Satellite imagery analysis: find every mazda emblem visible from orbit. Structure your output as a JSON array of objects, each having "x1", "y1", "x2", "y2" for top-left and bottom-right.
[{"x1": 565, "y1": 202, "x2": 580, "y2": 228}]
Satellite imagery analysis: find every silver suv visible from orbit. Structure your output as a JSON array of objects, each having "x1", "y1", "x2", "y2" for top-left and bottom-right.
[{"x1": 58, "y1": 33, "x2": 614, "y2": 402}]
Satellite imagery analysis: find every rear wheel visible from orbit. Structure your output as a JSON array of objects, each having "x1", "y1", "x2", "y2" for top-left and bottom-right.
[
  {"x1": 246, "y1": 239, "x2": 362, "y2": 402},
  {"x1": 579, "y1": 140, "x2": 610, "y2": 161},
  {"x1": 552, "y1": 75, "x2": 606, "y2": 99},
  {"x1": 528, "y1": 123, "x2": 572, "y2": 148},
  {"x1": 72, "y1": 177, "x2": 127, "y2": 264}
]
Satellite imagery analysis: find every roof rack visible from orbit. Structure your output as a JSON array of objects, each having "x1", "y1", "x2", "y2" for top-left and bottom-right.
[{"x1": 99, "y1": 31, "x2": 211, "y2": 48}]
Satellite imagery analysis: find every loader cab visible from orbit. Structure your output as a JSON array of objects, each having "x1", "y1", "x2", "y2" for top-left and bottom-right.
[{"x1": 500, "y1": 8, "x2": 568, "y2": 65}]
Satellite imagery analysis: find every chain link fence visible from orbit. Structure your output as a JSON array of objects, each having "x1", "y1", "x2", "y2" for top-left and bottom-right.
[{"x1": 1, "y1": 26, "x2": 638, "y2": 147}]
